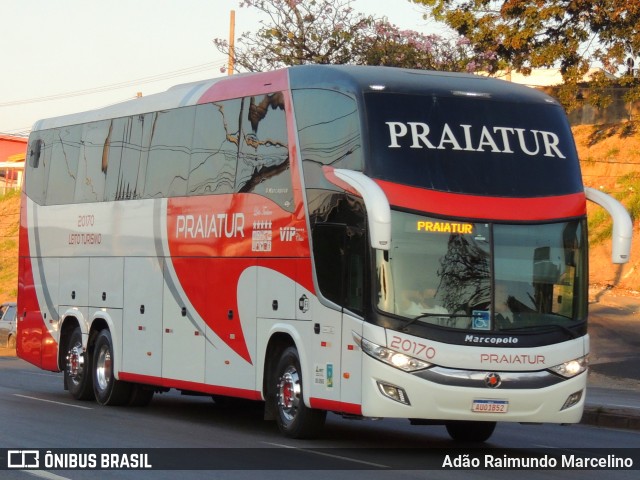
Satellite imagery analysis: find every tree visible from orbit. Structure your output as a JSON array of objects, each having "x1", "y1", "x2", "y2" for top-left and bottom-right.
[
  {"x1": 362, "y1": 21, "x2": 480, "y2": 72},
  {"x1": 412, "y1": 0, "x2": 640, "y2": 111},
  {"x1": 214, "y1": 0, "x2": 483, "y2": 73},
  {"x1": 214, "y1": 0, "x2": 374, "y2": 71}
]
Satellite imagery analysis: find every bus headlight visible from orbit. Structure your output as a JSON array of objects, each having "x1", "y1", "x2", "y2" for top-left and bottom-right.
[
  {"x1": 548, "y1": 355, "x2": 588, "y2": 378},
  {"x1": 353, "y1": 333, "x2": 431, "y2": 372}
]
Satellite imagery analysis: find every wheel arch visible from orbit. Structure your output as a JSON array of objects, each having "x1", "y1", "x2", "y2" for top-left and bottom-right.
[
  {"x1": 87, "y1": 315, "x2": 113, "y2": 374},
  {"x1": 261, "y1": 324, "x2": 316, "y2": 420},
  {"x1": 58, "y1": 312, "x2": 85, "y2": 371},
  {"x1": 262, "y1": 331, "x2": 297, "y2": 400},
  {"x1": 57, "y1": 310, "x2": 114, "y2": 372}
]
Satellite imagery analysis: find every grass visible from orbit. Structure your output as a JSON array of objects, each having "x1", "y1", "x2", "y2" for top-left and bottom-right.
[{"x1": 0, "y1": 190, "x2": 19, "y2": 302}]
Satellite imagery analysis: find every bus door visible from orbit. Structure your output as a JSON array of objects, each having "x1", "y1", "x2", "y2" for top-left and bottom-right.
[{"x1": 310, "y1": 224, "x2": 366, "y2": 408}]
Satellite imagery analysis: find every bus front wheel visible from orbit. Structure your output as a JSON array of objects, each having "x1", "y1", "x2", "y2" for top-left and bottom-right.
[
  {"x1": 273, "y1": 346, "x2": 326, "y2": 438},
  {"x1": 445, "y1": 421, "x2": 496, "y2": 443},
  {"x1": 92, "y1": 329, "x2": 131, "y2": 406}
]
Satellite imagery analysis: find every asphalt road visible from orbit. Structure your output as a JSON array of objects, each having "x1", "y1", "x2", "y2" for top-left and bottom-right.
[
  {"x1": 588, "y1": 292, "x2": 640, "y2": 383},
  {"x1": 0, "y1": 355, "x2": 638, "y2": 480}
]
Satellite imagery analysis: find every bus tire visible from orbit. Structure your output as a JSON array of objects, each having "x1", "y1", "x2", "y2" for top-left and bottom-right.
[
  {"x1": 273, "y1": 346, "x2": 326, "y2": 438},
  {"x1": 64, "y1": 326, "x2": 94, "y2": 400},
  {"x1": 445, "y1": 421, "x2": 496, "y2": 443},
  {"x1": 92, "y1": 329, "x2": 131, "y2": 406}
]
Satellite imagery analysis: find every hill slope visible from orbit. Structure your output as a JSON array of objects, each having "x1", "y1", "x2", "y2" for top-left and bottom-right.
[
  {"x1": 0, "y1": 190, "x2": 19, "y2": 303},
  {"x1": 0, "y1": 124, "x2": 638, "y2": 302},
  {"x1": 575, "y1": 122, "x2": 640, "y2": 292}
]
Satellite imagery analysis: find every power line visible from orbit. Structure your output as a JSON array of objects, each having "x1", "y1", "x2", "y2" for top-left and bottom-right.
[
  {"x1": 581, "y1": 159, "x2": 640, "y2": 165},
  {"x1": 0, "y1": 61, "x2": 226, "y2": 108}
]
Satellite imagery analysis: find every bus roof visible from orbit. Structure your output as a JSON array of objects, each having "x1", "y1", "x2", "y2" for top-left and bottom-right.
[
  {"x1": 31, "y1": 65, "x2": 561, "y2": 131},
  {"x1": 287, "y1": 64, "x2": 559, "y2": 105}
]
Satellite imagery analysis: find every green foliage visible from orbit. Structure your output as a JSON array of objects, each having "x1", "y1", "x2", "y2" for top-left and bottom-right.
[
  {"x1": 617, "y1": 173, "x2": 640, "y2": 223},
  {"x1": 412, "y1": 0, "x2": 640, "y2": 111},
  {"x1": 214, "y1": 0, "x2": 481, "y2": 72},
  {"x1": 0, "y1": 189, "x2": 20, "y2": 202},
  {"x1": 588, "y1": 174, "x2": 640, "y2": 247},
  {"x1": 588, "y1": 206, "x2": 613, "y2": 246}
]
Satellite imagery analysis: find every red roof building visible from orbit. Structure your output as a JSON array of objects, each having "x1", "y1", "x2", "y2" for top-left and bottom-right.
[{"x1": 0, "y1": 134, "x2": 27, "y2": 194}]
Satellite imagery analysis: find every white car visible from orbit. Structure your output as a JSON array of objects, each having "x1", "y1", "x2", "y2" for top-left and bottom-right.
[{"x1": 0, "y1": 302, "x2": 17, "y2": 349}]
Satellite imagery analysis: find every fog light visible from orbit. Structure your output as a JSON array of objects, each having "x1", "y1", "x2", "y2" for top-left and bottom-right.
[
  {"x1": 561, "y1": 390, "x2": 583, "y2": 410},
  {"x1": 377, "y1": 381, "x2": 410, "y2": 405}
]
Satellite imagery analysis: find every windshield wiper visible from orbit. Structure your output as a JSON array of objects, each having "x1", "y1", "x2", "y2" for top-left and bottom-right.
[
  {"x1": 500, "y1": 323, "x2": 579, "y2": 339},
  {"x1": 402, "y1": 312, "x2": 478, "y2": 331}
]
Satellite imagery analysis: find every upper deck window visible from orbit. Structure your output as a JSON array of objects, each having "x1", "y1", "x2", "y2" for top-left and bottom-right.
[
  {"x1": 365, "y1": 93, "x2": 583, "y2": 197},
  {"x1": 292, "y1": 89, "x2": 363, "y2": 190}
]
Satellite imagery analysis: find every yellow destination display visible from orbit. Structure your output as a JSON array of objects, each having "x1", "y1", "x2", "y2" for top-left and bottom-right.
[{"x1": 416, "y1": 221, "x2": 474, "y2": 234}]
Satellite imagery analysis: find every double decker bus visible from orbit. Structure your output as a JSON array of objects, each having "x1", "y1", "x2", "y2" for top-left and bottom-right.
[{"x1": 18, "y1": 65, "x2": 632, "y2": 441}]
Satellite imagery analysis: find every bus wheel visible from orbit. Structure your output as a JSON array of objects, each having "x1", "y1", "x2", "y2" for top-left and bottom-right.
[
  {"x1": 274, "y1": 346, "x2": 326, "y2": 438},
  {"x1": 64, "y1": 326, "x2": 94, "y2": 400},
  {"x1": 92, "y1": 329, "x2": 131, "y2": 406},
  {"x1": 445, "y1": 421, "x2": 496, "y2": 443}
]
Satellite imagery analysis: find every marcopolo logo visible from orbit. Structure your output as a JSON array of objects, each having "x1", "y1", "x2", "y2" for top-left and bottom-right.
[{"x1": 465, "y1": 334, "x2": 519, "y2": 345}]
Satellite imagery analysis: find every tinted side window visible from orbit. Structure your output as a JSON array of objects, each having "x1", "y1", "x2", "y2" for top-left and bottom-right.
[
  {"x1": 120, "y1": 114, "x2": 153, "y2": 200},
  {"x1": 26, "y1": 133, "x2": 49, "y2": 205},
  {"x1": 292, "y1": 89, "x2": 363, "y2": 190},
  {"x1": 312, "y1": 224, "x2": 345, "y2": 306},
  {"x1": 188, "y1": 100, "x2": 240, "y2": 195},
  {"x1": 75, "y1": 120, "x2": 110, "y2": 203},
  {"x1": 144, "y1": 107, "x2": 195, "y2": 198},
  {"x1": 104, "y1": 118, "x2": 126, "y2": 201},
  {"x1": 46, "y1": 125, "x2": 81, "y2": 205},
  {"x1": 238, "y1": 93, "x2": 292, "y2": 211}
]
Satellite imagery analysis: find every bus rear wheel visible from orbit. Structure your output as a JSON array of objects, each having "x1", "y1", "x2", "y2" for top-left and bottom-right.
[
  {"x1": 273, "y1": 346, "x2": 326, "y2": 438},
  {"x1": 92, "y1": 329, "x2": 131, "y2": 406},
  {"x1": 445, "y1": 421, "x2": 496, "y2": 443},
  {"x1": 64, "y1": 326, "x2": 93, "y2": 400}
]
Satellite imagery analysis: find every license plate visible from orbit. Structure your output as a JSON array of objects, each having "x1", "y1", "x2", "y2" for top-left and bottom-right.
[{"x1": 472, "y1": 399, "x2": 509, "y2": 413}]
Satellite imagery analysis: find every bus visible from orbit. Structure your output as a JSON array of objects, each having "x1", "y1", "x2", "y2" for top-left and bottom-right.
[{"x1": 18, "y1": 65, "x2": 632, "y2": 442}]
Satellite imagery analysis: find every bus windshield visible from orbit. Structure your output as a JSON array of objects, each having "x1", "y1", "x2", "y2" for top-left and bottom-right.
[{"x1": 376, "y1": 211, "x2": 587, "y2": 332}]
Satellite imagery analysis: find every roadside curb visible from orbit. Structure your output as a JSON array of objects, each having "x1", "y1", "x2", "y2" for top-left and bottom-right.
[{"x1": 582, "y1": 406, "x2": 640, "y2": 431}]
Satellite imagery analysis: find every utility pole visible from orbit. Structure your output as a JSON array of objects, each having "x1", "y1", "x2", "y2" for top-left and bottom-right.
[{"x1": 228, "y1": 10, "x2": 235, "y2": 76}]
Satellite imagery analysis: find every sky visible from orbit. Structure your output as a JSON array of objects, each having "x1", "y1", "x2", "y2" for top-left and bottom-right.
[{"x1": 0, "y1": 0, "x2": 439, "y2": 136}]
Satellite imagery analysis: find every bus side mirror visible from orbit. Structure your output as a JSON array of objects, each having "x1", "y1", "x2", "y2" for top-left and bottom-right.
[
  {"x1": 333, "y1": 169, "x2": 391, "y2": 251},
  {"x1": 584, "y1": 187, "x2": 633, "y2": 264}
]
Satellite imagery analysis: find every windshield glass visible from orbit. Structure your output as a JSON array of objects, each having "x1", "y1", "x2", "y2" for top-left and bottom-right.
[{"x1": 376, "y1": 211, "x2": 587, "y2": 331}]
